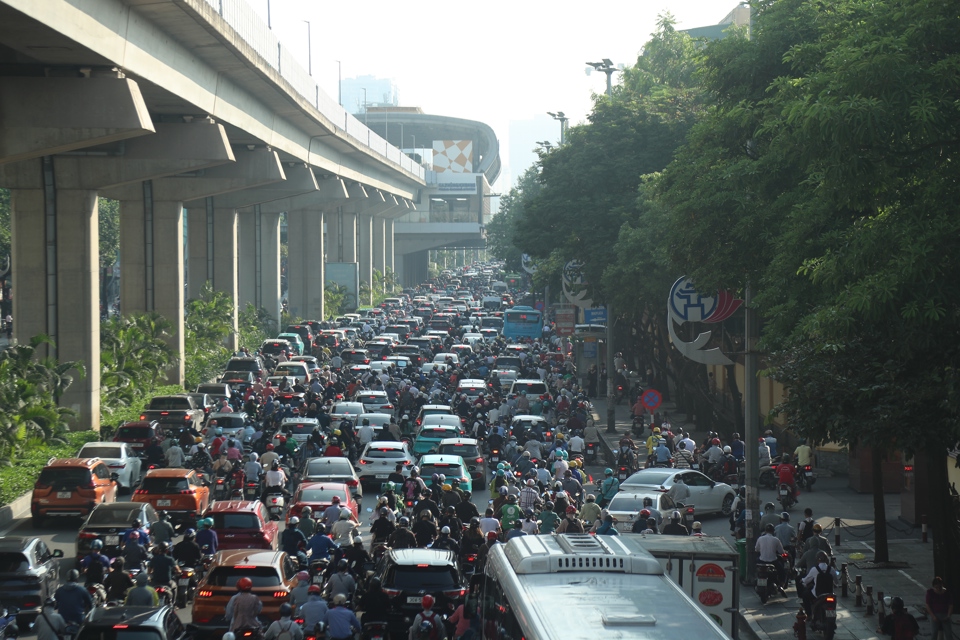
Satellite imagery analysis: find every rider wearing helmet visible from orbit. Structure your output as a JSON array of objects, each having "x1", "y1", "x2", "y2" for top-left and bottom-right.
[
  {"x1": 121, "y1": 530, "x2": 149, "y2": 571},
  {"x1": 598, "y1": 468, "x2": 620, "y2": 508},
  {"x1": 123, "y1": 571, "x2": 159, "y2": 607},
  {"x1": 556, "y1": 506, "x2": 584, "y2": 534},
  {"x1": 298, "y1": 585, "x2": 328, "y2": 633},
  {"x1": 79, "y1": 539, "x2": 110, "y2": 586},
  {"x1": 387, "y1": 516, "x2": 418, "y2": 550},
  {"x1": 280, "y1": 518, "x2": 308, "y2": 564},
  {"x1": 357, "y1": 576, "x2": 390, "y2": 624},
  {"x1": 147, "y1": 541, "x2": 181, "y2": 603},
  {"x1": 150, "y1": 510, "x2": 176, "y2": 546},
  {"x1": 225, "y1": 578, "x2": 263, "y2": 632},
  {"x1": 172, "y1": 528, "x2": 202, "y2": 568},
  {"x1": 662, "y1": 510, "x2": 689, "y2": 536},
  {"x1": 263, "y1": 603, "x2": 302, "y2": 640},
  {"x1": 53, "y1": 570, "x2": 93, "y2": 626},
  {"x1": 325, "y1": 593, "x2": 361, "y2": 639},
  {"x1": 196, "y1": 517, "x2": 219, "y2": 555},
  {"x1": 880, "y1": 595, "x2": 919, "y2": 639},
  {"x1": 408, "y1": 594, "x2": 446, "y2": 640}
]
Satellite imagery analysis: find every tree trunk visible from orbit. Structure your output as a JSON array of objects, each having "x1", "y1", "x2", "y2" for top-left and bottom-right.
[
  {"x1": 872, "y1": 448, "x2": 889, "y2": 563},
  {"x1": 926, "y1": 450, "x2": 960, "y2": 587}
]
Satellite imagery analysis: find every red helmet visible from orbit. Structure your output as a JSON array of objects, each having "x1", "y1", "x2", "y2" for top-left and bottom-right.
[
  {"x1": 331, "y1": 496, "x2": 341, "y2": 504},
  {"x1": 307, "y1": 585, "x2": 322, "y2": 594},
  {"x1": 421, "y1": 594, "x2": 435, "y2": 610},
  {"x1": 486, "y1": 531, "x2": 499, "y2": 540},
  {"x1": 565, "y1": 506, "x2": 577, "y2": 514},
  {"x1": 266, "y1": 444, "x2": 275, "y2": 451},
  {"x1": 640, "y1": 509, "x2": 651, "y2": 518},
  {"x1": 278, "y1": 436, "x2": 287, "y2": 444},
  {"x1": 711, "y1": 438, "x2": 721, "y2": 446},
  {"x1": 236, "y1": 577, "x2": 253, "y2": 591}
]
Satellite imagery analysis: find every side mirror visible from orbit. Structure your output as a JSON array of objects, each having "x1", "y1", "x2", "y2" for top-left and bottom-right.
[
  {"x1": 111, "y1": 473, "x2": 120, "y2": 481},
  {"x1": 52, "y1": 549, "x2": 64, "y2": 558}
]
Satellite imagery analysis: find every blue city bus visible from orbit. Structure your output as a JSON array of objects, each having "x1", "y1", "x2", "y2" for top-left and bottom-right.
[{"x1": 502, "y1": 306, "x2": 543, "y2": 340}]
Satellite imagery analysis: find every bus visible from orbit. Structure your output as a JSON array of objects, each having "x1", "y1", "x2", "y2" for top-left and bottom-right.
[
  {"x1": 501, "y1": 306, "x2": 542, "y2": 340},
  {"x1": 477, "y1": 534, "x2": 732, "y2": 640}
]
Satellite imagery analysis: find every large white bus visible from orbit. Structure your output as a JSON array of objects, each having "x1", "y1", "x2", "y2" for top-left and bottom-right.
[{"x1": 478, "y1": 534, "x2": 732, "y2": 639}]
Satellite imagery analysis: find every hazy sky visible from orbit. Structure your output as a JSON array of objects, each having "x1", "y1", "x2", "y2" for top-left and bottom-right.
[{"x1": 260, "y1": 0, "x2": 735, "y2": 187}]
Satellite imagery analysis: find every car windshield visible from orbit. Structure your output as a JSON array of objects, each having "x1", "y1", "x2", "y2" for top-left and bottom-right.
[
  {"x1": 363, "y1": 448, "x2": 406, "y2": 459},
  {"x1": 513, "y1": 382, "x2": 547, "y2": 395},
  {"x1": 622, "y1": 471, "x2": 675, "y2": 487},
  {"x1": 306, "y1": 460, "x2": 354, "y2": 476},
  {"x1": 419, "y1": 464, "x2": 464, "y2": 478},
  {"x1": 79, "y1": 446, "x2": 123, "y2": 459},
  {"x1": 387, "y1": 565, "x2": 458, "y2": 589},
  {"x1": 419, "y1": 429, "x2": 457, "y2": 439},
  {"x1": 283, "y1": 423, "x2": 316, "y2": 435},
  {"x1": 356, "y1": 394, "x2": 385, "y2": 403},
  {"x1": 607, "y1": 495, "x2": 662, "y2": 512},
  {"x1": 86, "y1": 506, "x2": 141, "y2": 526},
  {"x1": 37, "y1": 468, "x2": 91, "y2": 487},
  {"x1": 116, "y1": 427, "x2": 151, "y2": 439},
  {"x1": 438, "y1": 444, "x2": 479, "y2": 458},
  {"x1": 0, "y1": 553, "x2": 30, "y2": 572},
  {"x1": 332, "y1": 404, "x2": 363, "y2": 415},
  {"x1": 212, "y1": 513, "x2": 261, "y2": 529},
  {"x1": 140, "y1": 478, "x2": 189, "y2": 493},
  {"x1": 206, "y1": 566, "x2": 281, "y2": 587},
  {"x1": 298, "y1": 488, "x2": 346, "y2": 502},
  {"x1": 77, "y1": 629, "x2": 164, "y2": 640}
]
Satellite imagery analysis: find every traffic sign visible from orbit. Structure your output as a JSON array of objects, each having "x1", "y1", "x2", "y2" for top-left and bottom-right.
[
  {"x1": 584, "y1": 307, "x2": 608, "y2": 324},
  {"x1": 555, "y1": 307, "x2": 576, "y2": 337},
  {"x1": 534, "y1": 301, "x2": 544, "y2": 311},
  {"x1": 641, "y1": 389, "x2": 662, "y2": 411}
]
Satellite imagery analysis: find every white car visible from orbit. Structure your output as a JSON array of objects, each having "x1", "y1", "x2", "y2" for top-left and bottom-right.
[
  {"x1": 383, "y1": 356, "x2": 412, "y2": 370},
  {"x1": 273, "y1": 361, "x2": 309, "y2": 384},
  {"x1": 421, "y1": 362, "x2": 449, "y2": 375},
  {"x1": 356, "y1": 441, "x2": 414, "y2": 483},
  {"x1": 77, "y1": 442, "x2": 142, "y2": 493},
  {"x1": 606, "y1": 491, "x2": 684, "y2": 533},
  {"x1": 358, "y1": 413, "x2": 393, "y2": 431},
  {"x1": 620, "y1": 468, "x2": 736, "y2": 516},
  {"x1": 275, "y1": 417, "x2": 320, "y2": 445},
  {"x1": 491, "y1": 369, "x2": 518, "y2": 392},
  {"x1": 433, "y1": 352, "x2": 460, "y2": 365},
  {"x1": 353, "y1": 390, "x2": 394, "y2": 413},
  {"x1": 329, "y1": 402, "x2": 365, "y2": 424}
]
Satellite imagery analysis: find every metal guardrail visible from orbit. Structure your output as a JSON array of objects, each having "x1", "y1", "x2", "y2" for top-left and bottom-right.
[{"x1": 199, "y1": 0, "x2": 423, "y2": 180}]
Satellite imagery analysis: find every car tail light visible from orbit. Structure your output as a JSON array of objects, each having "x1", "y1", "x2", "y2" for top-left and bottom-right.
[
  {"x1": 180, "y1": 489, "x2": 197, "y2": 495},
  {"x1": 139, "y1": 415, "x2": 147, "y2": 420},
  {"x1": 402, "y1": 460, "x2": 412, "y2": 465},
  {"x1": 273, "y1": 591, "x2": 288, "y2": 599},
  {"x1": 363, "y1": 359, "x2": 370, "y2": 364},
  {"x1": 135, "y1": 489, "x2": 148, "y2": 495},
  {"x1": 443, "y1": 588, "x2": 468, "y2": 599},
  {"x1": 346, "y1": 479, "x2": 359, "y2": 487},
  {"x1": 358, "y1": 460, "x2": 369, "y2": 465},
  {"x1": 382, "y1": 588, "x2": 401, "y2": 597},
  {"x1": 465, "y1": 554, "x2": 477, "y2": 562},
  {"x1": 113, "y1": 625, "x2": 129, "y2": 629},
  {"x1": 78, "y1": 532, "x2": 99, "y2": 540},
  {"x1": 475, "y1": 457, "x2": 484, "y2": 464}
]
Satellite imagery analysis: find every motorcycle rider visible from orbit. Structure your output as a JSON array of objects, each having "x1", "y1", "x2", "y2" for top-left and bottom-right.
[
  {"x1": 758, "y1": 438, "x2": 772, "y2": 468},
  {"x1": 654, "y1": 438, "x2": 672, "y2": 466},
  {"x1": 703, "y1": 438, "x2": 724, "y2": 476},
  {"x1": 342, "y1": 537, "x2": 371, "y2": 574},
  {"x1": 407, "y1": 594, "x2": 448, "y2": 640},
  {"x1": 674, "y1": 441, "x2": 694, "y2": 469},
  {"x1": 124, "y1": 571, "x2": 159, "y2": 606},
  {"x1": 225, "y1": 577, "x2": 263, "y2": 633},
  {"x1": 103, "y1": 557, "x2": 134, "y2": 602},
  {"x1": 778, "y1": 453, "x2": 799, "y2": 500},
  {"x1": 774, "y1": 513, "x2": 798, "y2": 565},
  {"x1": 307, "y1": 524, "x2": 339, "y2": 559},
  {"x1": 325, "y1": 559, "x2": 356, "y2": 601},
  {"x1": 297, "y1": 585, "x2": 328, "y2": 632},
  {"x1": 731, "y1": 432, "x2": 745, "y2": 461},
  {"x1": 764, "y1": 429, "x2": 778, "y2": 457},
  {"x1": 760, "y1": 502, "x2": 781, "y2": 532},
  {"x1": 755, "y1": 524, "x2": 787, "y2": 595},
  {"x1": 263, "y1": 603, "x2": 303, "y2": 640},
  {"x1": 173, "y1": 528, "x2": 203, "y2": 568},
  {"x1": 597, "y1": 468, "x2": 620, "y2": 508},
  {"x1": 387, "y1": 516, "x2": 418, "y2": 550},
  {"x1": 196, "y1": 517, "x2": 219, "y2": 555},
  {"x1": 298, "y1": 506, "x2": 317, "y2": 539},
  {"x1": 539, "y1": 501, "x2": 561, "y2": 534},
  {"x1": 80, "y1": 539, "x2": 110, "y2": 586},
  {"x1": 151, "y1": 511, "x2": 176, "y2": 546},
  {"x1": 800, "y1": 551, "x2": 835, "y2": 617},
  {"x1": 280, "y1": 518, "x2": 308, "y2": 565},
  {"x1": 433, "y1": 526, "x2": 461, "y2": 555},
  {"x1": 357, "y1": 577, "x2": 391, "y2": 625},
  {"x1": 121, "y1": 532, "x2": 149, "y2": 571},
  {"x1": 881, "y1": 595, "x2": 920, "y2": 639},
  {"x1": 325, "y1": 593, "x2": 361, "y2": 640},
  {"x1": 35, "y1": 597, "x2": 67, "y2": 640},
  {"x1": 662, "y1": 511, "x2": 690, "y2": 536},
  {"x1": 261, "y1": 460, "x2": 291, "y2": 503},
  {"x1": 148, "y1": 541, "x2": 180, "y2": 604},
  {"x1": 556, "y1": 506, "x2": 584, "y2": 533},
  {"x1": 53, "y1": 570, "x2": 93, "y2": 627}
]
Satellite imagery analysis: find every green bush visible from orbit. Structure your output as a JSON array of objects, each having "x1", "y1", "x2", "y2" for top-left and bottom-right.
[{"x1": 0, "y1": 431, "x2": 101, "y2": 506}]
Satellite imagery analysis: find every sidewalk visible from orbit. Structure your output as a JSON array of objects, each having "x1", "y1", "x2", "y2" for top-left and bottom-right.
[{"x1": 584, "y1": 396, "x2": 948, "y2": 640}]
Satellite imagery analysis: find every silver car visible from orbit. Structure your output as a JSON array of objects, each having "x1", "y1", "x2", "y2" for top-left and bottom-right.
[
  {"x1": 299, "y1": 456, "x2": 362, "y2": 502},
  {"x1": 620, "y1": 468, "x2": 736, "y2": 516},
  {"x1": 77, "y1": 442, "x2": 142, "y2": 493},
  {"x1": 356, "y1": 441, "x2": 414, "y2": 483}
]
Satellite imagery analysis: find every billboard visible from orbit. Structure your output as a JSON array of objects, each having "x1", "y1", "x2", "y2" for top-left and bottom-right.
[
  {"x1": 432, "y1": 140, "x2": 473, "y2": 173},
  {"x1": 436, "y1": 173, "x2": 478, "y2": 195},
  {"x1": 325, "y1": 262, "x2": 360, "y2": 312},
  {"x1": 555, "y1": 306, "x2": 576, "y2": 337}
]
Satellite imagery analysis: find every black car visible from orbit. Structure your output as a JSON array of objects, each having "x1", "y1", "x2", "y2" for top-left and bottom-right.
[
  {"x1": 224, "y1": 357, "x2": 265, "y2": 378},
  {"x1": 372, "y1": 548, "x2": 467, "y2": 635},
  {"x1": 78, "y1": 605, "x2": 188, "y2": 640},
  {"x1": 340, "y1": 349, "x2": 371, "y2": 365},
  {"x1": 285, "y1": 325, "x2": 315, "y2": 349},
  {"x1": 77, "y1": 502, "x2": 160, "y2": 561},
  {"x1": 392, "y1": 346, "x2": 425, "y2": 368},
  {"x1": 0, "y1": 537, "x2": 64, "y2": 625}
]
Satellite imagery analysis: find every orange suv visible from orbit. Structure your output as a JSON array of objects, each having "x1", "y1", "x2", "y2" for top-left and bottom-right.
[
  {"x1": 31, "y1": 458, "x2": 119, "y2": 527},
  {"x1": 191, "y1": 549, "x2": 301, "y2": 633},
  {"x1": 132, "y1": 468, "x2": 211, "y2": 526}
]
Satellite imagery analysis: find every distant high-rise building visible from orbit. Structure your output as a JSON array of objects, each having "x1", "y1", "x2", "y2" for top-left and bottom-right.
[
  {"x1": 681, "y1": 3, "x2": 750, "y2": 39},
  {"x1": 341, "y1": 75, "x2": 399, "y2": 115}
]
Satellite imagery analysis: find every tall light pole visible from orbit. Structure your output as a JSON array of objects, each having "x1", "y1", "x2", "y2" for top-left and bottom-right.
[
  {"x1": 266, "y1": 0, "x2": 272, "y2": 29},
  {"x1": 303, "y1": 21, "x2": 312, "y2": 76},
  {"x1": 547, "y1": 111, "x2": 568, "y2": 145},
  {"x1": 362, "y1": 88, "x2": 367, "y2": 124},
  {"x1": 336, "y1": 60, "x2": 341, "y2": 105},
  {"x1": 586, "y1": 59, "x2": 617, "y2": 96}
]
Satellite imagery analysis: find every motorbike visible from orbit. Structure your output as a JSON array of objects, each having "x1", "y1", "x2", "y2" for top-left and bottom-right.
[
  {"x1": 617, "y1": 466, "x2": 629, "y2": 482},
  {"x1": 810, "y1": 593, "x2": 838, "y2": 640},
  {"x1": 264, "y1": 489, "x2": 286, "y2": 521},
  {"x1": 631, "y1": 415, "x2": 645, "y2": 437},
  {"x1": 797, "y1": 465, "x2": 816, "y2": 491},
  {"x1": 85, "y1": 582, "x2": 107, "y2": 607},
  {"x1": 488, "y1": 448, "x2": 502, "y2": 468},
  {"x1": 584, "y1": 442, "x2": 598, "y2": 464},
  {"x1": 778, "y1": 483, "x2": 796, "y2": 511},
  {"x1": 310, "y1": 558, "x2": 330, "y2": 584},
  {"x1": 0, "y1": 607, "x2": 19, "y2": 640},
  {"x1": 755, "y1": 562, "x2": 779, "y2": 604},
  {"x1": 361, "y1": 621, "x2": 388, "y2": 640},
  {"x1": 304, "y1": 621, "x2": 328, "y2": 640},
  {"x1": 244, "y1": 479, "x2": 261, "y2": 500},
  {"x1": 676, "y1": 503, "x2": 696, "y2": 531},
  {"x1": 176, "y1": 566, "x2": 198, "y2": 607},
  {"x1": 153, "y1": 583, "x2": 175, "y2": 607}
]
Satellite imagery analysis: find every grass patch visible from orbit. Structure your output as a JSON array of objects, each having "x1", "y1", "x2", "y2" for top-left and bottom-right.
[{"x1": 0, "y1": 431, "x2": 101, "y2": 506}]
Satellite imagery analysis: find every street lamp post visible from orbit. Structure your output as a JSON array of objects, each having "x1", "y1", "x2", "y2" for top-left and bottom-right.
[
  {"x1": 547, "y1": 111, "x2": 568, "y2": 145},
  {"x1": 362, "y1": 88, "x2": 367, "y2": 124},
  {"x1": 586, "y1": 59, "x2": 617, "y2": 97},
  {"x1": 336, "y1": 60, "x2": 341, "y2": 106},
  {"x1": 303, "y1": 21, "x2": 312, "y2": 76},
  {"x1": 266, "y1": 0, "x2": 272, "y2": 29}
]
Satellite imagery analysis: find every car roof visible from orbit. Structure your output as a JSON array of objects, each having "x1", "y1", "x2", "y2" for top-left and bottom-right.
[
  {"x1": 0, "y1": 537, "x2": 34, "y2": 552},
  {"x1": 281, "y1": 417, "x2": 319, "y2": 424},
  {"x1": 387, "y1": 548, "x2": 457, "y2": 566},
  {"x1": 418, "y1": 454, "x2": 465, "y2": 465},
  {"x1": 86, "y1": 606, "x2": 171, "y2": 626},
  {"x1": 421, "y1": 404, "x2": 452, "y2": 411},
  {"x1": 214, "y1": 549, "x2": 286, "y2": 566},
  {"x1": 144, "y1": 468, "x2": 195, "y2": 478},
  {"x1": 355, "y1": 390, "x2": 388, "y2": 396},
  {"x1": 47, "y1": 457, "x2": 102, "y2": 468},
  {"x1": 438, "y1": 438, "x2": 479, "y2": 446},
  {"x1": 208, "y1": 500, "x2": 261, "y2": 513},
  {"x1": 458, "y1": 379, "x2": 486, "y2": 386},
  {"x1": 80, "y1": 441, "x2": 124, "y2": 449},
  {"x1": 363, "y1": 441, "x2": 406, "y2": 450},
  {"x1": 298, "y1": 481, "x2": 350, "y2": 492},
  {"x1": 512, "y1": 414, "x2": 546, "y2": 422},
  {"x1": 305, "y1": 457, "x2": 355, "y2": 468}
]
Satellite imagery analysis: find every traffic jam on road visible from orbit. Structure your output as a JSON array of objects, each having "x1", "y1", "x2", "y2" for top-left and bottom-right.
[{"x1": 2, "y1": 264, "x2": 756, "y2": 640}]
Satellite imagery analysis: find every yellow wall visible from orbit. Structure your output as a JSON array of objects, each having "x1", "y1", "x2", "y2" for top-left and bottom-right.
[{"x1": 707, "y1": 362, "x2": 786, "y2": 427}]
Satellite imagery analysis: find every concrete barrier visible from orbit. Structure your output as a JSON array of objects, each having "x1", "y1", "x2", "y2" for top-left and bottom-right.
[{"x1": 0, "y1": 490, "x2": 33, "y2": 530}]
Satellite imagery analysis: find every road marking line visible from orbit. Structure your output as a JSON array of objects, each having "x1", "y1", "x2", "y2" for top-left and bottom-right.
[{"x1": 899, "y1": 570, "x2": 927, "y2": 591}]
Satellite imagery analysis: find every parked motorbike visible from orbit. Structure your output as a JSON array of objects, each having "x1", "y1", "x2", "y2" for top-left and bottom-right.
[{"x1": 778, "y1": 483, "x2": 796, "y2": 511}]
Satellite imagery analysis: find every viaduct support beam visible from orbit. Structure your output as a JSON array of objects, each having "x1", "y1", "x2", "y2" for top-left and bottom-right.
[
  {"x1": 213, "y1": 206, "x2": 239, "y2": 351},
  {"x1": 357, "y1": 213, "x2": 374, "y2": 302},
  {"x1": 385, "y1": 219, "x2": 395, "y2": 274},
  {"x1": 0, "y1": 77, "x2": 154, "y2": 164},
  {"x1": 286, "y1": 210, "x2": 325, "y2": 322},
  {"x1": 372, "y1": 216, "x2": 386, "y2": 278},
  {"x1": 236, "y1": 208, "x2": 282, "y2": 326},
  {"x1": 10, "y1": 175, "x2": 100, "y2": 429}
]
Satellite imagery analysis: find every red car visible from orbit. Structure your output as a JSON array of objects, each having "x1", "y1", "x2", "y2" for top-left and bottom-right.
[
  {"x1": 287, "y1": 482, "x2": 358, "y2": 524},
  {"x1": 113, "y1": 420, "x2": 164, "y2": 454},
  {"x1": 204, "y1": 500, "x2": 279, "y2": 550}
]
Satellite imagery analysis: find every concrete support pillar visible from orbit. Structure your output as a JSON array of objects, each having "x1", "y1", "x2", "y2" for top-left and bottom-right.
[
  {"x1": 357, "y1": 213, "x2": 373, "y2": 302},
  {"x1": 119, "y1": 188, "x2": 186, "y2": 385},
  {"x1": 372, "y1": 216, "x2": 386, "y2": 278},
  {"x1": 402, "y1": 250, "x2": 430, "y2": 288},
  {"x1": 261, "y1": 212, "x2": 282, "y2": 326},
  {"x1": 326, "y1": 209, "x2": 341, "y2": 262},
  {"x1": 286, "y1": 210, "x2": 325, "y2": 321},
  {"x1": 238, "y1": 210, "x2": 257, "y2": 312},
  {"x1": 341, "y1": 211, "x2": 357, "y2": 263},
  {"x1": 212, "y1": 206, "x2": 239, "y2": 350},
  {"x1": 187, "y1": 203, "x2": 211, "y2": 299},
  {"x1": 385, "y1": 219, "x2": 395, "y2": 274},
  {"x1": 11, "y1": 181, "x2": 100, "y2": 429}
]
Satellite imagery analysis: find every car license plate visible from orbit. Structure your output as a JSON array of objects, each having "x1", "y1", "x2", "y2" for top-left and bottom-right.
[
  {"x1": 57, "y1": 492, "x2": 71, "y2": 499},
  {"x1": 131, "y1": 442, "x2": 144, "y2": 448},
  {"x1": 179, "y1": 578, "x2": 190, "y2": 586},
  {"x1": 826, "y1": 610, "x2": 836, "y2": 617},
  {"x1": 376, "y1": 474, "x2": 388, "y2": 479},
  {"x1": 406, "y1": 596, "x2": 422, "y2": 604},
  {"x1": 490, "y1": 456, "x2": 499, "y2": 462},
  {"x1": 104, "y1": 535, "x2": 119, "y2": 545},
  {"x1": 157, "y1": 499, "x2": 172, "y2": 506}
]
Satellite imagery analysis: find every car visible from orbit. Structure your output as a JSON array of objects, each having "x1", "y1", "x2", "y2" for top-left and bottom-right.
[
  {"x1": 78, "y1": 604, "x2": 189, "y2": 640},
  {"x1": 224, "y1": 357, "x2": 266, "y2": 378},
  {"x1": 0, "y1": 537, "x2": 64, "y2": 625},
  {"x1": 353, "y1": 390, "x2": 393, "y2": 413},
  {"x1": 329, "y1": 402, "x2": 365, "y2": 423},
  {"x1": 432, "y1": 352, "x2": 460, "y2": 366},
  {"x1": 436, "y1": 438, "x2": 486, "y2": 489},
  {"x1": 113, "y1": 420, "x2": 165, "y2": 454},
  {"x1": 188, "y1": 393, "x2": 217, "y2": 420},
  {"x1": 204, "y1": 412, "x2": 252, "y2": 440},
  {"x1": 605, "y1": 491, "x2": 686, "y2": 533},
  {"x1": 31, "y1": 458, "x2": 119, "y2": 526},
  {"x1": 191, "y1": 549, "x2": 301, "y2": 632},
  {"x1": 287, "y1": 482, "x2": 359, "y2": 522},
  {"x1": 203, "y1": 500, "x2": 279, "y2": 550},
  {"x1": 132, "y1": 468, "x2": 211, "y2": 525},
  {"x1": 419, "y1": 415, "x2": 463, "y2": 435},
  {"x1": 620, "y1": 469, "x2": 736, "y2": 515},
  {"x1": 479, "y1": 328, "x2": 500, "y2": 341},
  {"x1": 449, "y1": 344, "x2": 473, "y2": 360},
  {"x1": 490, "y1": 368, "x2": 518, "y2": 392},
  {"x1": 392, "y1": 346, "x2": 425, "y2": 367},
  {"x1": 371, "y1": 548, "x2": 467, "y2": 637},
  {"x1": 76, "y1": 442, "x2": 143, "y2": 493},
  {"x1": 285, "y1": 325, "x2": 315, "y2": 350},
  {"x1": 510, "y1": 415, "x2": 550, "y2": 440},
  {"x1": 340, "y1": 349, "x2": 371, "y2": 365},
  {"x1": 455, "y1": 378, "x2": 487, "y2": 401},
  {"x1": 219, "y1": 370, "x2": 255, "y2": 393},
  {"x1": 76, "y1": 502, "x2": 159, "y2": 560},
  {"x1": 412, "y1": 426, "x2": 462, "y2": 457},
  {"x1": 290, "y1": 355, "x2": 322, "y2": 375},
  {"x1": 260, "y1": 339, "x2": 293, "y2": 358},
  {"x1": 414, "y1": 404, "x2": 454, "y2": 426},
  {"x1": 275, "y1": 417, "x2": 320, "y2": 445},
  {"x1": 276, "y1": 333, "x2": 305, "y2": 356},
  {"x1": 365, "y1": 341, "x2": 393, "y2": 360},
  {"x1": 420, "y1": 362, "x2": 449, "y2": 376},
  {"x1": 417, "y1": 454, "x2": 473, "y2": 493},
  {"x1": 356, "y1": 442, "x2": 414, "y2": 483},
  {"x1": 509, "y1": 379, "x2": 549, "y2": 398},
  {"x1": 298, "y1": 457, "x2": 362, "y2": 503},
  {"x1": 315, "y1": 332, "x2": 341, "y2": 351},
  {"x1": 495, "y1": 355, "x2": 522, "y2": 372},
  {"x1": 272, "y1": 361, "x2": 309, "y2": 384}
]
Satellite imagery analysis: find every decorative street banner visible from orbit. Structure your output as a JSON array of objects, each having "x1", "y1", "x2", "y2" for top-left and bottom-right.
[
  {"x1": 562, "y1": 260, "x2": 593, "y2": 309},
  {"x1": 667, "y1": 276, "x2": 743, "y2": 366},
  {"x1": 521, "y1": 254, "x2": 538, "y2": 275}
]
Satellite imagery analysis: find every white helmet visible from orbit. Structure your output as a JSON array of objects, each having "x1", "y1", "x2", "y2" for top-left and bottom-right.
[
  {"x1": 222, "y1": 634, "x2": 236, "y2": 640},
  {"x1": 289, "y1": 516, "x2": 300, "y2": 525},
  {"x1": 249, "y1": 452, "x2": 259, "y2": 462},
  {"x1": 723, "y1": 445, "x2": 732, "y2": 454}
]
